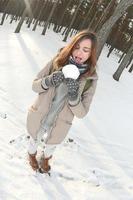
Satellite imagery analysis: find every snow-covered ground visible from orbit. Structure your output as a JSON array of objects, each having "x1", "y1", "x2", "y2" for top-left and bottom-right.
[{"x1": 0, "y1": 19, "x2": 133, "y2": 200}]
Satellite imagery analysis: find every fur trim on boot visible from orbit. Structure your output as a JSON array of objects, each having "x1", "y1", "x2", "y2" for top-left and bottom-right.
[{"x1": 40, "y1": 155, "x2": 52, "y2": 173}]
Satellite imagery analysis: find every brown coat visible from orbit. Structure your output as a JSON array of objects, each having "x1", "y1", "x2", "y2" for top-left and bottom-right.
[{"x1": 26, "y1": 60, "x2": 98, "y2": 144}]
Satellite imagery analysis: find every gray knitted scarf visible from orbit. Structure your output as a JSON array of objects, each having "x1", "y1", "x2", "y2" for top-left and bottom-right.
[{"x1": 69, "y1": 56, "x2": 89, "y2": 75}]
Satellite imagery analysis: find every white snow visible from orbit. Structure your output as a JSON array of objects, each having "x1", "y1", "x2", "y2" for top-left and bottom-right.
[{"x1": 0, "y1": 19, "x2": 133, "y2": 200}]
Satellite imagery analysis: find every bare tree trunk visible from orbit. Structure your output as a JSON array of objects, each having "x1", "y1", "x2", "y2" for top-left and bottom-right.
[
  {"x1": 14, "y1": 0, "x2": 33, "y2": 33},
  {"x1": 27, "y1": 18, "x2": 33, "y2": 28},
  {"x1": 0, "y1": 0, "x2": 10, "y2": 25},
  {"x1": 87, "y1": 10, "x2": 98, "y2": 30},
  {"x1": 126, "y1": 53, "x2": 133, "y2": 68},
  {"x1": 94, "y1": 0, "x2": 116, "y2": 32},
  {"x1": 63, "y1": 0, "x2": 83, "y2": 42},
  {"x1": 42, "y1": 0, "x2": 59, "y2": 36},
  {"x1": 96, "y1": 0, "x2": 133, "y2": 59},
  {"x1": 32, "y1": 0, "x2": 48, "y2": 31},
  {"x1": 14, "y1": 8, "x2": 27, "y2": 33},
  {"x1": 70, "y1": 28, "x2": 76, "y2": 37},
  {"x1": 128, "y1": 63, "x2": 133, "y2": 73},
  {"x1": 10, "y1": 15, "x2": 16, "y2": 24},
  {"x1": 113, "y1": 42, "x2": 133, "y2": 81},
  {"x1": 107, "y1": 46, "x2": 114, "y2": 57},
  {"x1": 55, "y1": 0, "x2": 73, "y2": 33},
  {"x1": 0, "y1": 13, "x2": 7, "y2": 25},
  {"x1": 80, "y1": 0, "x2": 97, "y2": 30},
  {"x1": 118, "y1": 52, "x2": 125, "y2": 63},
  {"x1": 27, "y1": 0, "x2": 41, "y2": 28}
]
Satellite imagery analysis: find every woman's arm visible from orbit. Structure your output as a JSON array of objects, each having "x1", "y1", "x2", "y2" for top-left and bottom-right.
[
  {"x1": 32, "y1": 60, "x2": 53, "y2": 93},
  {"x1": 68, "y1": 77, "x2": 98, "y2": 118}
]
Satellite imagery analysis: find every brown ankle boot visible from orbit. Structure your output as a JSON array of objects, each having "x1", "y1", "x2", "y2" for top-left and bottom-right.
[
  {"x1": 40, "y1": 155, "x2": 52, "y2": 173},
  {"x1": 28, "y1": 151, "x2": 39, "y2": 171}
]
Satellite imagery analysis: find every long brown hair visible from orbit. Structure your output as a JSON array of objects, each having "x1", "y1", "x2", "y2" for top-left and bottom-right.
[{"x1": 52, "y1": 30, "x2": 98, "y2": 77}]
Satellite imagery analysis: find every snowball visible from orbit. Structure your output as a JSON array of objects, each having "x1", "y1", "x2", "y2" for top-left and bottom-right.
[{"x1": 62, "y1": 64, "x2": 80, "y2": 79}]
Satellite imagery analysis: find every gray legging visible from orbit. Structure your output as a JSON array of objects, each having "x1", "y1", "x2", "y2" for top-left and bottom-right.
[{"x1": 28, "y1": 136, "x2": 56, "y2": 158}]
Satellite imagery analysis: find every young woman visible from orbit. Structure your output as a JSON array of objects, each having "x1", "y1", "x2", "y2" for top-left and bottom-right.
[{"x1": 26, "y1": 30, "x2": 98, "y2": 173}]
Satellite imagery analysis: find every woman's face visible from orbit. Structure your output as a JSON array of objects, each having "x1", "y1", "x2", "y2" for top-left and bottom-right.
[{"x1": 72, "y1": 38, "x2": 92, "y2": 64}]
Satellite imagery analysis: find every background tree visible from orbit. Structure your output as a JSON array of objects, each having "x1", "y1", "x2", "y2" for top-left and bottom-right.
[
  {"x1": 42, "y1": 0, "x2": 59, "y2": 35},
  {"x1": 63, "y1": 0, "x2": 84, "y2": 41},
  {"x1": 0, "y1": 0, "x2": 132, "y2": 72},
  {"x1": 96, "y1": 0, "x2": 133, "y2": 59},
  {"x1": 113, "y1": 38, "x2": 133, "y2": 81}
]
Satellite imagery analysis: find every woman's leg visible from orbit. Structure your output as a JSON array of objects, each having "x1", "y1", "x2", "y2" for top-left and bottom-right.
[
  {"x1": 28, "y1": 137, "x2": 39, "y2": 170},
  {"x1": 28, "y1": 129, "x2": 56, "y2": 172},
  {"x1": 44, "y1": 144, "x2": 56, "y2": 157},
  {"x1": 40, "y1": 144, "x2": 56, "y2": 173},
  {"x1": 28, "y1": 137, "x2": 38, "y2": 154}
]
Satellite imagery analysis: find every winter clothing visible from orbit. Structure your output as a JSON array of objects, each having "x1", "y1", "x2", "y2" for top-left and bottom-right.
[
  {"x1": 28, "y1": 137, "x2": 38, "y2": 154},
  {"x1": 65, "y1": 78, "x2": 79, "y2": 101},
  {"x1": 28, "y1": 143, "x2": 55, "y2": 172},
  {"x1": 37, "y1": 82, "x2": 68, "y2": 141},
  {"x1": 69, "y1": 56, "x2": 89, "y2": 75},
  {"x1": 40, "y1": 155, "x2": 52, "y2": 173},
  {"x1": 26, "y1": 60, "x2": 98, "y2": 145},
  {"x1": 42, "y1": 71, "x2": 64, "y2": 89},
  {"x1": 28, "y1": 151, "x2": 39, "y2": 171},
  {"x1": 44, "y1": 145, "x2": 56, "y2": 157},
  {"x1": 28, "y1": 137, "x2": 56, "y2": 158}
]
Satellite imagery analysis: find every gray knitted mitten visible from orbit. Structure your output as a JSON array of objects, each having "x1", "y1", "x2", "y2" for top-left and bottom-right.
[
  {"x1": 65, "y1": 78, "x2": 79, "y2": 101},
  {"x1": 42, "y1": 71, "x2": 65, "y2": 88}
]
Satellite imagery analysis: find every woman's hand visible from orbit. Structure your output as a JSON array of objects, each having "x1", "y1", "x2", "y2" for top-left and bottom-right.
[
  {"x1": 65, "y1": 78, "x2": 79, "y2": 101},
  {"x1": 42, "y1": 71, "x2": 65, "y2": 88}
]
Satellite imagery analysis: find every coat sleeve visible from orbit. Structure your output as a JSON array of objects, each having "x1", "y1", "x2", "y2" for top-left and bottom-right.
[
  {"x1": 32, "y1": 60, "x2": 53, "y2": 93},
  {"x1": 68, "y1": 76, "x2": 98, "y2": 118}
]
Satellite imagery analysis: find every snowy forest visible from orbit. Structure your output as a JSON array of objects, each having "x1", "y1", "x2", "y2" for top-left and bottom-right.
[{"x1": 0, "y1": 0, "x2": 133, "y2": 79}]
